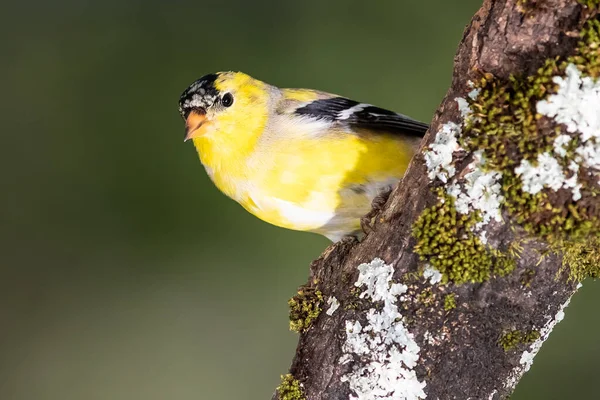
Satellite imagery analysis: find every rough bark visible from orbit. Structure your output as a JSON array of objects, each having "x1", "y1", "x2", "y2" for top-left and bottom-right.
[{"x1": 275, "y1": 1, "x2": 596, "y2": 399}]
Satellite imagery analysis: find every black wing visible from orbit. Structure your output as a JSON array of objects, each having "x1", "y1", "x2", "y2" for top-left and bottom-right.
[{"x1": 294, "y1": 97, "x2": 429, "y2": 138}]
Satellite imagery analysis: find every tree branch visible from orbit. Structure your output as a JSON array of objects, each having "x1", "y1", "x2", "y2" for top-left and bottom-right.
[{"x1": 275, "y1": 1, "x2": 600, "y2": 399}]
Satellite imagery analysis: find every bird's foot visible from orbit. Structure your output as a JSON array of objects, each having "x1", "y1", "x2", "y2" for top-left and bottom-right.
[{"x1": 360, "y1": 189, "x2": 393, "y2": 235}]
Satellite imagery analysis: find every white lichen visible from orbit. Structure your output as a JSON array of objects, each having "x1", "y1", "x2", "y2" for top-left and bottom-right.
[
  {"x1": 468, "y1": 88, "x2": 481, "y2": 100},
  {"x1": 536, "y1": 63, "x2": 600, "y2": 191},
  {"x1": 514, "y1": 151, "x2": 583, "y2": 201},
  {"x1": 515, "y1": 152, "x2": 566, "y2": 194},
  {"x1": 340, "y1": 258, "x2": 426, "y2": 400},
  {"x1": 446, "y1": 150, "x2": 504, "y2": 240},
  {"x1": 422, "y1": 330, "x2": 447, "y2": 347},
  {"x1": 423, "y1": 331, "x2": 434, "y2": 345},
  {"x1": 479, "y1": 230, "x2": 488, "y2": 245},
  {"x1": 575, "y1": 139, "x2": 600, "y2": 172},
  {"x1": 553, "y1": 134, "x2": 571, "y2": 158},
  {"x1": 424, "y1": 122, "x2": 462, "y2": 183},
  {"x1": 423, "y1": 264, "x2": 443, "y2": 285},
  {"x1": 453, "y1": 152, "x2": 504, "y2": 226},
  {"x1": 456, "y1": 97, "x2": 472, "y2": 120},
  {"x1": 564, "y1": 172, "x2": 582, "y2": 201},
  {"x1": 467, "y1": 80, "x2": 481, "y2": 100},
  {"x1": 326, "y1": 296, "x2": 340, "y2": 316},
  {"x1": 537, "y1": 63, "x2": 600, "y2": 143}
]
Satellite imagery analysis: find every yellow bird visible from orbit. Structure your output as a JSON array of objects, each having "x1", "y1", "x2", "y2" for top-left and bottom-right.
[{"x1": 178, "y1": 72, "x2": 428, "y2": 241}]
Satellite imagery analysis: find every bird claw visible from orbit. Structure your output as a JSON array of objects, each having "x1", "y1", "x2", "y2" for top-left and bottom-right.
[{"x1": 360, "y1": 189, "x2": 393, "y2": 235}]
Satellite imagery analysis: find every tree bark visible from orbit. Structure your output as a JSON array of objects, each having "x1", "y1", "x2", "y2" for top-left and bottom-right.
[{"x1": 275, "y1": 1, "x2": 599, "y2": 399}]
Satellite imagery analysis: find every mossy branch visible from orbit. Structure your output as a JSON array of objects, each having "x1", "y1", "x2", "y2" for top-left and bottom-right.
[{"x1": 273, "y1": 1, "x2": 599, "y2": 399}]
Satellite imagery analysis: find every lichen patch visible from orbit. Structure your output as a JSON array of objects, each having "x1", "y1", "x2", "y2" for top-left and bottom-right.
[
  {"x1": 326, "y1": 296, "x2": 340, "y2": 316},
  {"x1": 340, "y1": 258, "x2": 426, "y2": 400},
  {"x1": 537, "y1": 63, "x2": 600, "y2": 143},
  {"x1": 451, "y1": 151, "x2": 504, "y2": 229},
  {"x1": 424, "y1": 122, "x2": 462, "y2": 183},
  {"x1": 423, "y1": 264, "x2": 443, "y2": 285}
]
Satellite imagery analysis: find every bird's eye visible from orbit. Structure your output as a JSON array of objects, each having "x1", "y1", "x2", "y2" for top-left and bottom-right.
[{"x1": 221, "y1": 93, "x2": 234, "y2": 107}]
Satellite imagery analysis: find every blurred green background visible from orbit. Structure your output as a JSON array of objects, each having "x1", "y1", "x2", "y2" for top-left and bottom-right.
[{"x1": 2, "y1": 0, "x2": 599, "y2": 399}]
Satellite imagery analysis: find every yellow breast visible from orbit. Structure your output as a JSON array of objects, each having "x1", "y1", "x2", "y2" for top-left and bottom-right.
[{"x1": 194, "y1": 128, "x2": 414, "y2": 240}]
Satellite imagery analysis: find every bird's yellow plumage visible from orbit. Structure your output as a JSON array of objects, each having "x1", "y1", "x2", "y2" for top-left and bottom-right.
[{"x1": 178, "y1": 71, "x2": 428, "y2": 241}]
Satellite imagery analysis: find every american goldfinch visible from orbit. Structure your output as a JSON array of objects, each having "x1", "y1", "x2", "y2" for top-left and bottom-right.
[{"x1": 178, "y1": 71, "x2": 428, "y2": 241}]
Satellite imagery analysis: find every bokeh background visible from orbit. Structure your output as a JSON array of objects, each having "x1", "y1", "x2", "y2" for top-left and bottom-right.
[{"x1": 2, "y1": 0, "x2": 599, "y2": 399}]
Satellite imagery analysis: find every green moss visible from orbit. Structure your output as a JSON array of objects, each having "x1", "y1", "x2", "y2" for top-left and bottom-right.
[
  {"x1": 520, "y1": 268, "x2": 536, "y2": 287},
  {"x1": 557, "y1": 237, "x2": 600, "y2": 281},
  {"x1": 571, "y1": 18, "x2": 600, "y2": 77},
  {"x1": 277, "y1": 374, "x2": 305, "y2": 400},
  {"x1": 499, "y1": 330, "x2": 541, "y2": 351},
  {"x1": 464, "y1": 58, "x2": 561, "y2": 171},
  {"x1": 516, "y1": 0, "x2": 536, "y2": 13},
  {"x1": 343, "y1": 288, "x2": 361, "y2": 310},
  {"x1": 412, "y1": 192, "x2": 516, "y2": 284},
  {"x1": 578, "y1": 0, "x2": 600, "y2": 12},
  {"x1": 288, "y1": 284, "x2": 323, "y2": 333},
  {"x1": 443, "y1": 293, "x2": 457, "y2": 311},
  {"x1": 417, "y1": 287, "x2": 435, "y2": 305}
]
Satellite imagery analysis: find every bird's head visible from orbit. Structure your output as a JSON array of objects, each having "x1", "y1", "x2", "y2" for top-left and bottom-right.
[{"x1": 178, "y1": 71, "x2": 269, "y2": 143}]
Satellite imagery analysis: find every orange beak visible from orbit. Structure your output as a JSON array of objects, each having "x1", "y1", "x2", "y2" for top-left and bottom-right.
[{"x1": 184, "y1": 109, "x2": 207, "y2": 142}]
